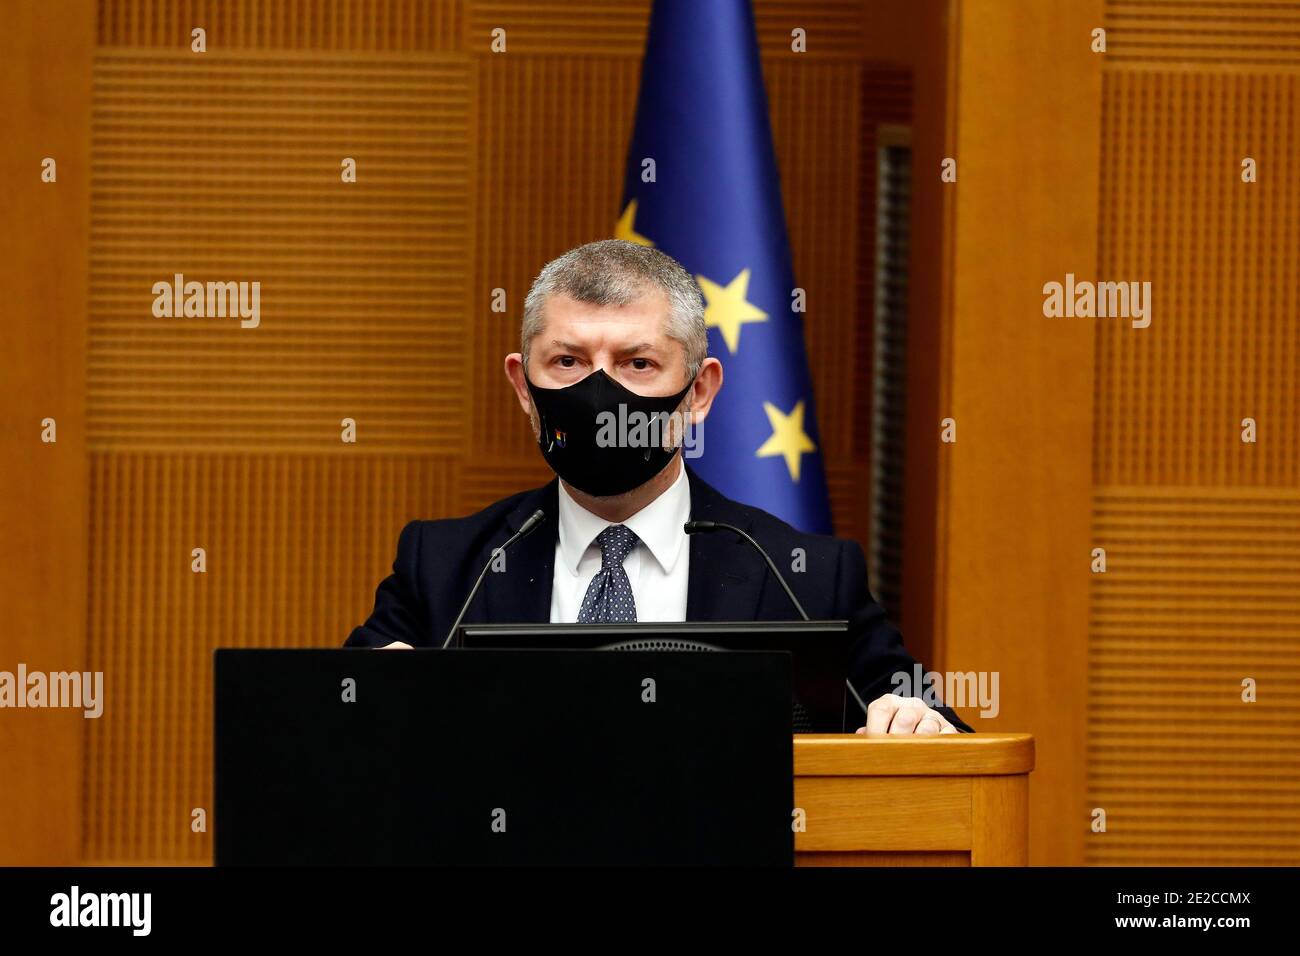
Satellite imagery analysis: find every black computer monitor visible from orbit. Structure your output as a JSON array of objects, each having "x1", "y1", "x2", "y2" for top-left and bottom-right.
[{"x1": 457, "y1": 620, "x2": 859, "y2": 733}]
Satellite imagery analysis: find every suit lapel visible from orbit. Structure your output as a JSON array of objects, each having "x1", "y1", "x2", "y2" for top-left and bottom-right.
[
  {"x1": 480, "y1": 480, "x2": 558, "y2": 625},
  {"x1": 684, "y1": 468, "x2": 768, "y2": 622}
]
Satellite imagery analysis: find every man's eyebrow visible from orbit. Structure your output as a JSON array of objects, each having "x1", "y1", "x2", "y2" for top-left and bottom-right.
[
  {"x1": 615, "y1": 342, "x2": 658, "y2": 356},
  {"x1": 549, "y1": 340, "x2": 588, "y2": 353}
]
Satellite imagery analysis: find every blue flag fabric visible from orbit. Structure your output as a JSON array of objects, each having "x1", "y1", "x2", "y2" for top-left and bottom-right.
[{"x1": 617, "y1": 0, "x2": 833, "y2": 534}]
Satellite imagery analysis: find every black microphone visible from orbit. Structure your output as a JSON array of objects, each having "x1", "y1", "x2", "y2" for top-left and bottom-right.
[
  {"x1": 683, "y1": 520, "x2": 810, "y2": 621},
  {"x1": 441, "y1": 509, "x2": 547, "y2": 649},
  {"x1": 684, "y1": 519, "x2": 870, "y2": 718}
]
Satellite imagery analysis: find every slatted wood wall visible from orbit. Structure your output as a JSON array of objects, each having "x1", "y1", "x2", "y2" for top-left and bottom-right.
[
  {"x1": 84, "y1": 0, "x2": 900, "y2": 862},
  {"x1": 1088, "y1": 0, "x2": 1300, "y2": 865}
]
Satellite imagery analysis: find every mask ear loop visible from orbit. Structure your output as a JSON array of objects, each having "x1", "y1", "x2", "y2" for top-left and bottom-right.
[
  {"x1": 522, "y1": 370, "x2": 553, "y2": 452},
  {"x1": 534, "y1": 400, "x2": 554, "y2": 453},
  {"x1": 667, "y1": 376, "x2": 696, "y2": 456}
]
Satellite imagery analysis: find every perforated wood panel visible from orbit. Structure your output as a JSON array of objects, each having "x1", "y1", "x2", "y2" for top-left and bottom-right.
[
  {"x1": 1089, "y1": 31, "x2": 1300, "y2": 864},
  {"x1": 83, "y1": 452, "x2": 455, "y2": 862},
  {"x1": 1088, "y1": 490, "x2": 1300, "y2": 864},
  {"x1": 98, "y1": 0, "x2": 462, "y2": 51},
  {"x1": 1103, "y1": 0, "x2": 1300, "y2": 68},
  {"x1": 83, "y1": 0, "x2": 898, "y2": 862},
  {"x1": 1094, "y1": 71, "x2": 1299, "y2": 487},
  {"x1": 89, "y1": 52, "x2": 472, "y2": 453}
]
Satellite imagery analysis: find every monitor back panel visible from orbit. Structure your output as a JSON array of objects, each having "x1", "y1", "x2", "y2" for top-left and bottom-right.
[{"x1": 215, "y1": 648, "x2": 793, "y2": 865}]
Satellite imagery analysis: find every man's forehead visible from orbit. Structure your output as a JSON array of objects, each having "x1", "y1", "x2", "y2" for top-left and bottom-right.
[
  {"x1": 544, "y1": 287, "x2": 668, "y2": 314},
  {"x1": 537, "y1": 291, "x2": 674, "y2": 341}
]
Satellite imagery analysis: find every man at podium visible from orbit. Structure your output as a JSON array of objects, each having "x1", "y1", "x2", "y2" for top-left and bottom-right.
[{"x1": 345, "y1": 240, "x2": 970, "y2": 735}]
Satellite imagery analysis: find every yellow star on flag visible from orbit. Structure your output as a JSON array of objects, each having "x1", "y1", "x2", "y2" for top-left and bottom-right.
[
  {"x1": 756, "y1": 400, "x2": 816, "y2": 482},
  {"x1": 614, "y1": 200, "x2": 653, "y2": 246},
  {"x1": 697, "y1": 268, "x2": 767, "y2": 353}
]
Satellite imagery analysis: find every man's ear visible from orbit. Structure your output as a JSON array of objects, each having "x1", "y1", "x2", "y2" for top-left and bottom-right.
[
  {"x1": 687, "y1": 357, "x2": 723, "y2": 425},
  {"x1": 503, "y1": 353, "x2": 532, "y2": 415}
]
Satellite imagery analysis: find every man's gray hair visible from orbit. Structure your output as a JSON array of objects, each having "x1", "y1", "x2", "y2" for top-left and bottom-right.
[{"x1": 521, "y1": 239, "x2": 708, "y2": 383}]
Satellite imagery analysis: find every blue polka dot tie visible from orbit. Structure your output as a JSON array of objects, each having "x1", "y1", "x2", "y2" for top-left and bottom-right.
[{"x1": 577, "y1": 524, "x2": 639, "y2": 623}]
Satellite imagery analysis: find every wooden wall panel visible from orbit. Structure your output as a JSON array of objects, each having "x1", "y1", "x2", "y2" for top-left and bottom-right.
[
  {"x1": 1088, "y1": 490, "x2": 1300, "y2": 864},
  {"x1": 1102, "y1": 0, "x2": 1300, "y2": 68},
  {"x1": 0, "y1": 0, "x2": 95, "y2": 867},
  {"x1": 89, "y1": 52, "x2": 472, "y2": 453},
  {"x1": 932, "y1": 0, "x2": 1101, "y2": 867},
  {"x1": 467, "y1": 0, "x2": 649, "y2": 55},
  {"x1": 98, "y1": 0, "x2": 462, "y2": 51},
  {"x1": 458, "y1": 458, "x2": 554, "y2": 514},
  {"x1": 751, "y1": 0, "x2": 866, "y2": 59},
  {"x1": 1095, "y1": 71, "x2": 1299, "y2": 487},
  {"x1": 898, "y1": 0, "x2": 956, "y2": 679},
  {"x1": 83, "y1": 452, "x2": 455, "y2": 862},
  {"x1": 1088, "y1": 21, "x2": 1300, "y2": 865}
]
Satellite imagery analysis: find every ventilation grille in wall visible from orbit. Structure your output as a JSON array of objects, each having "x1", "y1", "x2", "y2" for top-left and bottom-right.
[{"x1": 868, "y1": 131, "x2": 911, "y2": 624}]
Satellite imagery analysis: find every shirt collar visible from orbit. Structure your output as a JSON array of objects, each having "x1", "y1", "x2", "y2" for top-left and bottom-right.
[{"x1": 556, "y1": 465, "x2": 691, "y2": 576}]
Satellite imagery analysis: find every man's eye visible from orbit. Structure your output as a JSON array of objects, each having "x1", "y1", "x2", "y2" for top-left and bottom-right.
[
  {"x1": 629, "y1": 358, "x2": 651, "y2": 370},
  {"x1": 556, "y1": 356, "x2": 577, "y2": 368}
]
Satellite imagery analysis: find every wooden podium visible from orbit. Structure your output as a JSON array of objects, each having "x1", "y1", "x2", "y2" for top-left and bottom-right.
[{"x1": 793, "y1": 732, "x2": 1034, "y2": 866}]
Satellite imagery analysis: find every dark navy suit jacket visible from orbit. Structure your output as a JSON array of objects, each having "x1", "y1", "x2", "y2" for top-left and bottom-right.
[{"x1": 345, "y1": 466, "x2": 972, "y2": 732}]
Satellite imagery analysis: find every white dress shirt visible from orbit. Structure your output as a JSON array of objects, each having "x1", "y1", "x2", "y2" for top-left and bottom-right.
[{"x1": 550, "y1": 466, "x2": 691, "y2": 624}]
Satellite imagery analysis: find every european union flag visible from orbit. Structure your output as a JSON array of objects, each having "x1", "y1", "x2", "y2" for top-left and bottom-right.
[{"x1": 617, "y1": 0, "x2": 833, "y2": 534}]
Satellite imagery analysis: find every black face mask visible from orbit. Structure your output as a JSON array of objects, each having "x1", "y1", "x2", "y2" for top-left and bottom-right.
[{"x1": 525, "y1": 369, "x2": 694, "y2": 497}]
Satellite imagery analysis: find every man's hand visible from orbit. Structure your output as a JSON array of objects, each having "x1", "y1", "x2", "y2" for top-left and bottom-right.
[
  {"x1": 378, "y1": 641, "x2": 414, "y2": 650},
  {"x1": 856, "y1": 694, "x2": 959, "y2": 736}
]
